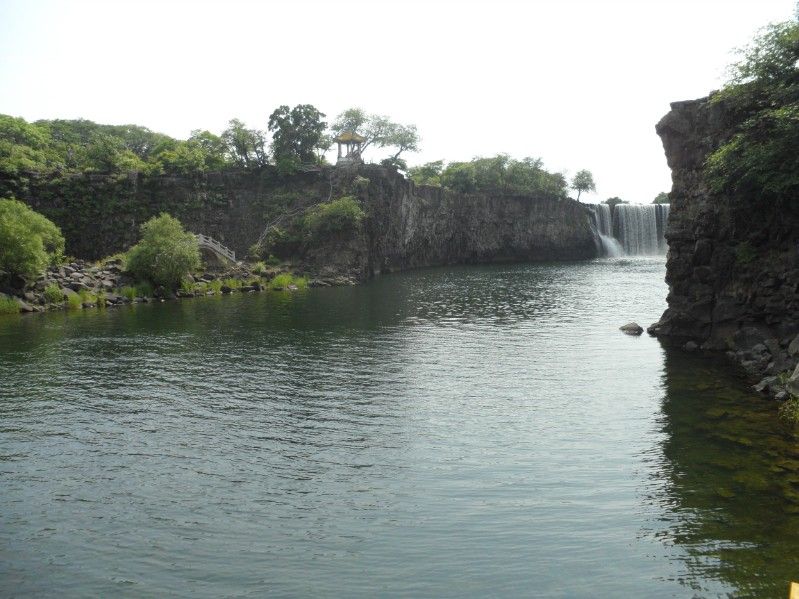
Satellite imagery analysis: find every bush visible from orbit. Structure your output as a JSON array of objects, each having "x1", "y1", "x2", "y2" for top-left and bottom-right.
[
  {"x1": 125, "y1": 213, "x2": 201, "y2": 290},
  {"x1": 119, "y1": 286, "x2": 137, "y2": 301},
  {"x1": 66, "y1": 293, "x2": 82, "y2": 310},
  {"x1": 778, "y1": 395, "x2": 799, "y2": 425},
  {"x1": 0, "y1": 198, "x2": 65, "y2": 280},
  {"x1": 43, "y1": 282, "x2": 64, "y2": 303},
  {"x1": 269, "y1": 273, "x2": 308, "y2": 291},
  {"x1": 0, "y1": 296, "x2": 19, "y2": 315},
  {"x1": 303, "y1": 196, "x2": 364, "y2": 239}
]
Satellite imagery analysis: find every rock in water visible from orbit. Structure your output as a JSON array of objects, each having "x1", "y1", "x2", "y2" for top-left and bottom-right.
[{"x1": 620, "y1": 322, "x2": 644, "y2": 336}]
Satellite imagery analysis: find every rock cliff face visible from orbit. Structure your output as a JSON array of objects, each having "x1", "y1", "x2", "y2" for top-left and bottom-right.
[
  {"x1": 650, "y1": 96, "x2": 799, "y2": 389},
  {"x1": 2, "y1": 165, "x2": 599, "y2": 279}
]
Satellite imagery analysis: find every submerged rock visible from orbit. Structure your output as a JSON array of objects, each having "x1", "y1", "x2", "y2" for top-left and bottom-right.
[{"x1": 620, "y1": 322, "x2": 644, "y2": 336}]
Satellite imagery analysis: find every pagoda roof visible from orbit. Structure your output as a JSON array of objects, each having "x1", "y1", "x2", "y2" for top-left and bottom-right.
[{"x1": 334, "y1": 131, "x2": 366, "y2": 143}]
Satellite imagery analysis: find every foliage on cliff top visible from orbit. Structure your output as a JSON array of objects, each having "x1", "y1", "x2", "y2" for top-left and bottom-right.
[
  {"x1": 0, "y1": 198, "x2": 64, "y2": 280},
  {"x1": 409, "y1": 155, "x2": 567, "y2": 198},
  {"x1": 126, "y1": 213, "x2": 201, "y2": 290},
  {"x1": 331, "y1": 108, "x2": 419, "y2": 162},
  {"x1": 706, "y1": 18, "x2": 799, "y2": 204}
]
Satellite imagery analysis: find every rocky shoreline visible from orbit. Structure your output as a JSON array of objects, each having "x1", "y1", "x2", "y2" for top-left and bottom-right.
[{"x1": 0, "y1": 259, "x2": 356, "y2": 316}]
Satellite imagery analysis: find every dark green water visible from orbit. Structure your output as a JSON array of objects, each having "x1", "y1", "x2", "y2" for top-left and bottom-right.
[{"x1": 1, "y1": 258, "x2": 798, "y2": 598}]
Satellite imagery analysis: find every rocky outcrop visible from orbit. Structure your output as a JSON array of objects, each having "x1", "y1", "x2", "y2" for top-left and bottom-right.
[
  {"x1": 2, "y1": 165, "x2": 600, "y2": 279},
  {"x1": 649, "y1": 96, "x2": 799, "y2": 396}
]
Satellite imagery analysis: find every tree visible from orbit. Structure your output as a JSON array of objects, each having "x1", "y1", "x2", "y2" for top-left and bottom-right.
[
  {"x1": 706, "y1": 19, "x2": 799, "y2": 207},
  {"x1": 268, "y1": 104, "x2": 327, "y2": 165},
  {"x1": 408, "y1": 160, "x2": 444, "y2": 186},
  {"x1": 653, "y1": 192, "x2": 670, "y2": 204},
  {"x1": 0, "y1": 198, "x2": 64, "y2": 281},
  {"x1": 126, "y1": 213, "x2": 201, "y2": 290},
  {"x1": 604, "y1": 197, "x2": 627, "y2": 211},
  {"x1": 571, "y1": 169, "x2": 596, "y2": 200},
  {"x1": 221, "y1": 119, "x2": 267, "y2": 168},
  {"x1": 331, "y1": 108, "x2": 419, "y2": 161}
]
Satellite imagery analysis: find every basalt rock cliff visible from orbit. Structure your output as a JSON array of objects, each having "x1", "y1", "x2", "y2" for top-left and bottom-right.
[
  {"x1": 650, "y1": 96, "x2": 799, "y2": 390},
  {"x1": 1, "y1": 165, "x2": 599, "y2": 281}
]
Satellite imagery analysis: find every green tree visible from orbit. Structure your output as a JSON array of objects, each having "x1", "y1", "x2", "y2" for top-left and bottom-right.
[
  {"x1": 126, "y1": 213, "x2": 201, "y2": 290},
  {"x1": 0, "y1": 198, "x2": 65, "y2": 281},
  {"x1": 441, "y1": 162, "x2": 477, "y2": 193},
  {"x1": 221, "y1": 119, "x2": 267, "y2": 168},
  {"x1": 653, "y1": 192, "x2": 670, "y2": 204},
  {"x1": 571, "y1": 169, "x2": 596, "y2": 200},
  {"x1": 268, "y1": 104, "x2": 327, "y2": 165},
  {"x1": 331, "y1": 108, "x2": 419, "y2": 160},
  {"x1": 408, "y1": 160, "x2": 444, "y2": 186},
  {"x1": 706, "y1": 19, "x2": 799, "y2": 206}
]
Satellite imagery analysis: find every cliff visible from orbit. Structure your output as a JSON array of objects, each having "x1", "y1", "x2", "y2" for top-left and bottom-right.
[
  {"x1": 0, "y1": 165, "x2": 599, "y2": 279},
  {"x1": 650, "y1": 96, "x2": 799, "y2": 386}
]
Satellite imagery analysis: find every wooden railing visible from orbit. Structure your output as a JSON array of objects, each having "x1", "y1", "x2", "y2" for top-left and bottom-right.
[{"x1": 196, "y1": 234, "x2": 236, "y2": 262}]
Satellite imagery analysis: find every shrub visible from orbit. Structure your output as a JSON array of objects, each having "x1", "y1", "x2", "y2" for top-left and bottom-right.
[
  {"x1": 207, "y1": 280, "x2": 223, "y2": 293},
  {"x1": 303, "y1": 196, "x2": 364, "y2": 239},
  {"x1": 778, "y1": 395, "x2": 799, "y2": 425},
  {"x1": 252, "y1": 261, "x2": 267, "y2": 275},
  {"x1": 78, "y1": 289, "x2": 96, "y2": 304},
  {"x1": 265, "y1": 254, "x2": 281, "y2": 266},
  {"x1": 43, "y1": 282, "x2": 64, "y2": 303},
  {"x1": 0, "y1": 198, "x2": 65, "y2": 280},
  {"x1": 125, "y1": 213, "x2": 201, "y2": 290},
  {"x1": 0, "y1": 297, "x2": 19, "y2": 315},
  {"x1": 180, "y1": 279, "x2": 195, "y2": 294},
  {"x1": 135, "y1": 282, "x2": 153, "y2": 298}
]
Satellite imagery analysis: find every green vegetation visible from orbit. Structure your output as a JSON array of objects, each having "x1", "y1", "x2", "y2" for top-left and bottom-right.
[
  {"x1": 0, "y1": 296, "x2": 19, "y2": 315},
  {"x1": 120, "y1": 286, "x2": 137, "y2": 301},
  {"x1": 653, "y1": 192, "x2": 670, "y2": 204},
  {"x1": 43, "y1": 282, "x2": 64, "y2": 303},
  {"x1": 207, "y1": 279, "x2": 223, "y2": 293},
  {"x1": 0, "y1": 198, "x2": 65, "y2": 281},
  {"x1": 303, "y1": 196, "x2": 365, "y2": 238},
  {"x1": 331, "y1": 108, "x2": 419, "y2": 163},
  {"x1": 778, "y1": 394, "x2": 799, "y2": 425},
  {"x1": 735, "y1": 241, "x2": 758, "y2": 265},
  {"x1": 411, "y1": 155, "x2": 567, "y2": 198},
  {"x1": 571, "y1": 170, "x2": 596, "y2": 201},
  {"x1": 268, "y1": 104, "x2": 328, "y2": 169},
  {"x1": 706, "y1": 19, "x2": 799, "y2": 207},
  {"x1": 126, "y1": 214, "x2": 201, "y2": 290},
  {"x1": 269, "y1": 272, "x2": 308, "y2": 291},
  {"x1": 66, "y1": 293, "x2": 82, "y2": 310}
]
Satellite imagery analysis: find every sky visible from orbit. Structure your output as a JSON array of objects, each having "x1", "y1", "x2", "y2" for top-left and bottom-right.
[{"x1": 0, "y1": 0, "x2": 796, "y2": 203}]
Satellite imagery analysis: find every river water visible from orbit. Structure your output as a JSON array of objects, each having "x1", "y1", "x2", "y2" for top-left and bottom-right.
[{"x1": 1, "y1": 258, "x2": 798, "y2": 598}]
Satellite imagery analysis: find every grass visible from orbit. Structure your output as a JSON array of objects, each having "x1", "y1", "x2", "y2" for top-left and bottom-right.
[
  {"x1": 269, "y1": 273, "x2": 308, "y2": 291},
  {"x1": 43, "y1": 282, "x2": 64, "y2": 303},
  {"x1": 66, "y1": 293, "x2": 82, "y2": 310},
  {"x1": 222, "y1": 278, "x2": 242, "y2": 289},
  {"x1": 135, "y1": 282, "x2": 153, "y2": 298},
  {"x1": 0, "y1": 297, "x2": 19, "y2": 315},
  {"x1": 779, "y1": 395, "x2": 799, "y2": 425},
  {"x1": 119, "y1": 286, "x2": 137, "y2": 300},
  {"x1": 207, "y1": 280, "x2": 223, "y2": 293},
  {"x1": 78, "y1": 289, "x2": 97, "y2": 305},
  {"x1": 180, "y1": 279, "x2": 195, "y2": 294},
  {"x1": 252, "y1": 261, "x2": 267, "y2": 275}
]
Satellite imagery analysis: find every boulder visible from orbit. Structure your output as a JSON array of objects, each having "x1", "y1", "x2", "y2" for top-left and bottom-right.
[{"x1": 620, "y1": 322, "x2": 644, "y2": 336}]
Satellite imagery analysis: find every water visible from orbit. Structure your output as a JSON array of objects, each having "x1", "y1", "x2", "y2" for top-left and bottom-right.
[
  {"x1": 1, "y1": 258, "x2": 798, "y2": 598},
  {"x1": 614, "y1": 204, "x2": 670, "y2": 255}
]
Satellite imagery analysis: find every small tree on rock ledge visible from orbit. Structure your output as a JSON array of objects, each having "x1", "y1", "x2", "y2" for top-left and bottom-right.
[{"x1": 571, "y1": 169, "x2": 596, "y2": 201}]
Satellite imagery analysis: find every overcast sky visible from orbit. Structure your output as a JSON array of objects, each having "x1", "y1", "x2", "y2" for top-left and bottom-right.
[{"x1": 0, "y1": 0, "x2": 795, "y2": 203}]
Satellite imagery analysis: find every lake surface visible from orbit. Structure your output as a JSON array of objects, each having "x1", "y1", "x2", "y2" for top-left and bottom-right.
[{"x1": 1, "y1": 258, "x2": 798, "y2": 598}]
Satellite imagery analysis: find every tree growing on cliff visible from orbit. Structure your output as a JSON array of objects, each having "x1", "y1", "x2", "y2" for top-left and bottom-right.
[
  {"x1": 268, "y1": 104, "x2": 327, "y2": 166},
  {"x1": 126, "y1": 213, "x2": 201, "y2": 290},
  {"x1": 330, "y1": 108, "x2": 419, "y2": 162},
  {"x1": 652, "y1": 192, "x2": 670, "y2": 204},
  {"x1": 571, "y1": 170, "x2": 596, "y2": 200},
  {"x1": 0, "y1": 199, "x2": 64, "y2": 282},
  {"x1": 604, "y1": 197, "x2": 627, "y2": 211},
  {"x1": 221, "y1": 119, "x2": 268, "y2": 168},
  {"x1": 706, "y1": 19, "x2": 799, "y2": 207}
]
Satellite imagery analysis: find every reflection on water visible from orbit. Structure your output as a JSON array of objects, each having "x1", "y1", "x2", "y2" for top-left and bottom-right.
[{"x1": 0, "y1": 258, "x2": 797, "y2": 598}]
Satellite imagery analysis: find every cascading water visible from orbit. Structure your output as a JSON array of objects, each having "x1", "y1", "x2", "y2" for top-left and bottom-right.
[
  {"x1": 588, "y1": 204, "x2": 624, "y2": 257},
  {"x1": 613, "y1": 204, "x2": 670, "y2": 255}
]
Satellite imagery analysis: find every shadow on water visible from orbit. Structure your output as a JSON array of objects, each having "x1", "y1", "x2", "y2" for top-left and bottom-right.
[{"x1": 654, "y1": 347, "x2": 799, "y2": 598}]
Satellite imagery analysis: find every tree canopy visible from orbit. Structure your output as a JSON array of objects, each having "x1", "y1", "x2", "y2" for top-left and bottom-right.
[
  {"x1": 331, "y1": 108, "x2": 419, "y2": 162},
  {"x1": 0, "y1": 198, "x2": 64, "y2": 281},
  {"x1": 126, "y1": 213, "x2": 201, "y2": 289},
  {"x1": 705, "y1": 18, "x2": 799, "y2": 206},
  {"x1": 571, "y1": 170, "x2": 596, "y2": 200},
  {"x1": 652, "y1": 192, "x2": 670, "y2": 204},
  {"x1": 268, "y1": 104, "x2": 327, "y2": 166}
]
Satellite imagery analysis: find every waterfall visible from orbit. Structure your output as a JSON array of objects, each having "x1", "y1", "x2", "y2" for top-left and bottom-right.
[
  {"x1": 613, "y1": 204, "x2": 670, "y2": 255},
  {"x1": 588, "y1": 204, "x2": 624, "y2": 257}
]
